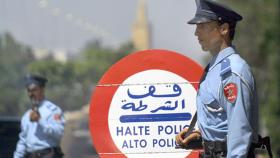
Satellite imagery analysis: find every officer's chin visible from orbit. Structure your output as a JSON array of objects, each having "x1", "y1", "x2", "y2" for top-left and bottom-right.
[
  {"x1": 30, "y1": 98, "x2": 40, "y2": 107},
  {"x1": 198, "y1": 42, "x2": 206, "y2": 51},
  {"x1": 200, "y1": 45, "x2": 208, "y2": 52}
]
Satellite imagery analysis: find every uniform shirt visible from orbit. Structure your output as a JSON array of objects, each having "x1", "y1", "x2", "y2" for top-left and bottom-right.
[
  {"x1": 197, "y1": 47, "x2": 259, "y2": 158},
  {"x1": 14, "y1": 100, "x2": 65, "y2": 158}
]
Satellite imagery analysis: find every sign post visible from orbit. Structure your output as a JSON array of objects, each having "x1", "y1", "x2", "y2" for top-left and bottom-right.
[{"x1": 89, "y1": 49, "x2": 203, "y2": 158}]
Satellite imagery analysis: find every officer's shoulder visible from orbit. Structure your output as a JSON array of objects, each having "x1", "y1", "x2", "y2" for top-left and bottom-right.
[
  {"x1": 43, "y1": 100, "x2": 62, "y2": 112},
  {"x1": 220, "y1": 54, "x2": 251, "y2": 79},
  {"x1": 229, "y1": 54, "x2": 251, "y2": 74}
]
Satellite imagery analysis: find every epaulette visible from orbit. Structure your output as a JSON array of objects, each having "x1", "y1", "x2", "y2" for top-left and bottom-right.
[
  {"x1": 46, "y1": 103, "x2": 58, "y2": 112},
  {"x1": 220, "y1": 58, "x2": 231, "y2": 79}
]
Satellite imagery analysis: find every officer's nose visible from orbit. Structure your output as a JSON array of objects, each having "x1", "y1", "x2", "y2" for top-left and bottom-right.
[
  {"x1": 27, "y1": 91, "x2": 33, "y2": 98},
  {"x1": 194, "y1": 26, "x2": 199, "y2": 36}
]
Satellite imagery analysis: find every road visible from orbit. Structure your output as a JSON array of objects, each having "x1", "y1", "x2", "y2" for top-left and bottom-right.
[{"x1": 61, "y1": 106, "x2": 99, "y2": 158}]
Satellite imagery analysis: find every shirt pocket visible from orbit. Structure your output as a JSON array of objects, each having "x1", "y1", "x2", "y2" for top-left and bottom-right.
[
  {"x1": 199, "y1": 91, "x2": 223, "y2": 113},
  {"x1": 199, "y1": 93, "x2": 226, "y2": 126}
]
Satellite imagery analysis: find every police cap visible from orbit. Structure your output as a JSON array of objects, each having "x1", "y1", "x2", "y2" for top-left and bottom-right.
[
  {"x1": 188, "y1": 0, "x2": 242, "y2": 24},
  {"x1": 25, "y1": 74, "x2": 48, "y2": 88}
]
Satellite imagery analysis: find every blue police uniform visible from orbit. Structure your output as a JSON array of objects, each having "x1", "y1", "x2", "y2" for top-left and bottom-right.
[
  {"x1": 196, "y1": 47, "x2": 259, "y2": 158},
  {"x1": 187, "y1": 0, "x2": 260, "y2": 157},
  {"x1": 14, "y1": 74, "x2": 65, "y2": 158},
  {"x1": 14, "y1": 100, "x2": 65, "y2": 158}
]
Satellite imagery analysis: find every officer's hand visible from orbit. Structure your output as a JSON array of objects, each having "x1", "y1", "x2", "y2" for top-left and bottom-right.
[
  {"x1": 175, "y1": 128, "x2": 189, "y2": 145},
  {"x1": 176, "y1": 128, "x2": 201, "y2": 147},
  {"x1": 30, "y1": 107, "x2": 40, "y2": 122},
  {"x1": 181, "y1": 130, "x2": 201, "y2": 147}
]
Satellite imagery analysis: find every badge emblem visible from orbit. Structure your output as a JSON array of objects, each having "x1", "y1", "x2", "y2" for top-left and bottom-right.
[
  {"x1": 223, "y1": 83, "x2": 238, "y2": 103},
  {"x1": 54, "y1": 114, "x2": 61, "y2": 121}
]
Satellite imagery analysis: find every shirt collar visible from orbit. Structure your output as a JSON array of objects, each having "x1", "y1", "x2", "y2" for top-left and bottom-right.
[
  {"x1": 38, "y1": 99, "x2": 46, "y2": 108},
  {"x1": 208, "y1": 46, "x2": 235, "y2": 71}
]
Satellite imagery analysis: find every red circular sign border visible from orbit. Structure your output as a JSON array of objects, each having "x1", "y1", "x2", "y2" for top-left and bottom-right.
[{"x1": 89, "y1": 49, "x2": 203, "y2": 158}]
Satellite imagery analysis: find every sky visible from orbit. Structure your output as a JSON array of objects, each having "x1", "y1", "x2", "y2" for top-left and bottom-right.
[{"x1": 0, "y1": 0, "x2": 208, "y2": 64}]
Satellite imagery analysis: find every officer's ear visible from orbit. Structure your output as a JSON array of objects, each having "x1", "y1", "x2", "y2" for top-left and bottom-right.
[{"x1": 219, "y1": 23, "x2": 230, "y2": 36}]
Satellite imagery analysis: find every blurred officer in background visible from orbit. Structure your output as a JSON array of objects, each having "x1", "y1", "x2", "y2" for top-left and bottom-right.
[
  {"x1": 14, "y1": 74, "x2": 65, "y2": 158},
  {"x1": 176, "y1": 0, "x2": 261, "y2": 157}
]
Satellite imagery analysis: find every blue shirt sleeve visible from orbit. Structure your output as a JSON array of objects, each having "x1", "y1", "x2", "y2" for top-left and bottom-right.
[
  {"x1": 222, "y1": 65, "x2": 256, "y2": 158},
  {"x1": 37, "y1": 107, "x2": 65, "y2": 139}
]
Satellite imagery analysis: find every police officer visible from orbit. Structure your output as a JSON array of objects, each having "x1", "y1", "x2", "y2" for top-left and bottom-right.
[
  {"x1": 176, "y1": 0, "x2": 259, "y2": 157},
  {"x1": 14, "y1": 74, "x2": 65, "y2": 158}
]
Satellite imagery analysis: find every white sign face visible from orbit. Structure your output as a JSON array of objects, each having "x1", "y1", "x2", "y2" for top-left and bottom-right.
[{"x1": 108, "y1": 69, "x2": 197, "y2": 157}]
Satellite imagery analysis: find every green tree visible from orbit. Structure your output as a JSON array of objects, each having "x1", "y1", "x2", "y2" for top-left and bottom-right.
[
  {"x1": 0, "y1": 32, "x2": 35, "y2": 116},
  {"x1": 27, "y1": 40, "x2": 134, "y2": 111},
  {"x1": 0, "y1": 32, "x2": 135, "y2": 114},
  {"x1": 27, "y1": 59, "x2": 79, "y2": 110},
  {"x1": 73, "y1": 40, "x2": 134, "y2": 108}
]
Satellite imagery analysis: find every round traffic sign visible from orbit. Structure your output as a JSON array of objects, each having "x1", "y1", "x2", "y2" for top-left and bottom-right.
[{"x1": 89, "y1": 49, "x2": 203, "y2": 158}]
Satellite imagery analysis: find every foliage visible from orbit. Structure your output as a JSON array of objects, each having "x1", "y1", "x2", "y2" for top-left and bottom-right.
[
  {"x1": 27, "y1": 40, "x2": 134, "y2": 112},
  {"x1": 0, "y1": 33, "x2": 34, "y2": 116},
  {"x1": 0, "y1": 30, "x2": 134, "y2": 116}
]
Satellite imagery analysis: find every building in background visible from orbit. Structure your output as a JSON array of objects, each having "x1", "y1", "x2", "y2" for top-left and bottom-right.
[
  {"x1": 132, "y1": 0, "x2": 151, "y2": 50},
  {"x1": 33, "y1": 48, "x2": 68, "y2": 63}
]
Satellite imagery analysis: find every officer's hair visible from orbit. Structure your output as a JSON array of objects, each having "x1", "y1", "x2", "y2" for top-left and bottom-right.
[{"x1": 218, "y1": 20, "x2": 236, "y2": 41}]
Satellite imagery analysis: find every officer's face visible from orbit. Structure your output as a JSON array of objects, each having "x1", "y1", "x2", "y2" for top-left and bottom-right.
[
  {"x1": 195, "y1": 21, "x2": 224, "y2": 54},
  {"x1": 27, "y1": 83, "x2": 45, "y2": 106}
]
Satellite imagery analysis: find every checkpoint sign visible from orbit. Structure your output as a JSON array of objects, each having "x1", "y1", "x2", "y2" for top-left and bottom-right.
[{"x1": 89, "y1": 49, "x2": 203, "y2": 158}]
